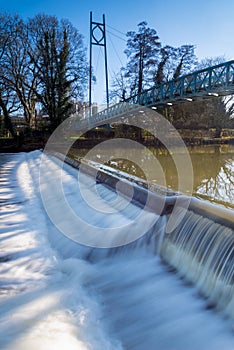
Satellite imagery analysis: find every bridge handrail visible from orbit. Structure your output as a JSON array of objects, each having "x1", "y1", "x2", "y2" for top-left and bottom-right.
[
  {"x1": 125, "y1": 59, "x2": 234, "y2": 105},
  {"x1": 71, "y1": 60, "x2": 234, "y2": 131},
  {"x1": 69, "y1": 101, "x2": 141, "y2": 131}
]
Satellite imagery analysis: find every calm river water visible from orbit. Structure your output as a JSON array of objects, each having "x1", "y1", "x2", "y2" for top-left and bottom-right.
[{"x1": 70, "y1": 144, "x2": 234, "y2": 208}]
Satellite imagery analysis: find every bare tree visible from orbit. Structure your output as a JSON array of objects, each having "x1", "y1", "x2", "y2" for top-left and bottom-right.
[
  {"x1": 0, "y1": 13, "x2": 21, "y2": 137},
  {"x1": 110, "y1": 68, "x2": 129, "y2": 103},
  {"x1": 5, "y1": 15, "x2": 39, "y2": 126}
]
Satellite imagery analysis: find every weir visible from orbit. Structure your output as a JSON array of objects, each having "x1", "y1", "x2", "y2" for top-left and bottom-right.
[
  {"x1": 1, "y1": 151, "x2": 233, "y2": 349},
  {"x1": 47, "y1": 152, "x2": 234, "y2": 319},
  {"x1": 161, "y1": 210, "x2": 234, "y2": 316}
]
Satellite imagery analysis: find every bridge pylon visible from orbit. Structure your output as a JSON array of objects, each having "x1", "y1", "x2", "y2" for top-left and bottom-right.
[{"x1": 89, "y1": 11, "x2": 109, "y2": 108}]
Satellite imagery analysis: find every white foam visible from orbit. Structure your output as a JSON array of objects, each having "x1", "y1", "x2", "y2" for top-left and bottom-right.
[
  {"x1": 0, "y1": 151, "x2": 233, "y2": 350},
  {"x1": 0, "y1": 152, "x2": 122, "y2": 350}
]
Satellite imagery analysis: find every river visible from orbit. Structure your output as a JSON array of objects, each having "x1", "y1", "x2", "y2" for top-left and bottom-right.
[{"x1": 70, "y1": 143, "x2": 234, "y2": 207}]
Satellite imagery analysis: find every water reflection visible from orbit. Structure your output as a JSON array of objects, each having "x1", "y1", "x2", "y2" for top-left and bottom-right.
[
  {"x1": 70, "y1": 144, "x2": 234, "y2": 207},
  {"x1": 192, "y1": 147, "x2": 234, "y2": 205},
  {"x1": 152, "y1": 145, "x2": 234, "y2": 205}
]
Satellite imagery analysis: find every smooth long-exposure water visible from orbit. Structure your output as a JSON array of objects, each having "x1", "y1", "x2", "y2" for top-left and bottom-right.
[{"x1": 0, "y1": 151, "x2": 233, "y2": 349}]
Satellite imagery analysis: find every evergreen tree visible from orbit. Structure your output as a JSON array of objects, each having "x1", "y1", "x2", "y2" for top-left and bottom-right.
[
  {"x1": 154, "y1": 46, "x2": 174, "y2": 84},
  {"x1": 173, "y1": 45, "x2": 197, "y2": 79},
  {"x1": 155, "y1": 45, "x2": 197, "y2": 82},
  {"x1": 28, "y1": 14, "x2": 88, "y2": 130},
  {"x1": 111, "y1": 23, "x2": 197, "y2": 100},
  {"x1": 124, "y1": 21, "x2": 161, "y2": 95}
]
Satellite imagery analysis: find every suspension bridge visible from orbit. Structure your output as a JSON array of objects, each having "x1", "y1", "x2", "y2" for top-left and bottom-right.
[{"x1": 72, "y1": 59, "x2": 234, "y2": 131}]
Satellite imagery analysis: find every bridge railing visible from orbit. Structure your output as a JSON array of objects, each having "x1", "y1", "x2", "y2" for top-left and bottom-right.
[
  {"x1": 126, "y1": 60, "x2": 234, "y2": 106},
  {"x1": 69, "y1": 101, "x2": 141, "y2": 131},
  {"x1": 70, "y1": 60, "x2": 234, "y2": 131}
]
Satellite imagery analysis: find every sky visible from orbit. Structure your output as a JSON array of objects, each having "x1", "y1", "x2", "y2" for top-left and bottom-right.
[{"x1": 1, "y1": 0, "x2": 234, "y2": 104}]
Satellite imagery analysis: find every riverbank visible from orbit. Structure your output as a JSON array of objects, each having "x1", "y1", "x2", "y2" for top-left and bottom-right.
[
  {"x1": 0, "y1": 135, "x2": 47, "y2": 153},
  {"x1": 1, "y1": 127, "x2": 234, "y2": 153}
]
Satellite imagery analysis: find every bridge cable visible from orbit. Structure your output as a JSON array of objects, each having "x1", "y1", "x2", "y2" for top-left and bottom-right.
[
  {"x1": 106, "y1": 23, "x2": 126, "y2": 37},
  {"x1": 92, "y1": 45, "x2": 102, "y2": 80},
  {"x1": 99, "y1": 49, "x2": 113, "y2": 78},
  {"x1": 107, "y1": 31, "x2": 125, "y2": 68},
  {"x1": 106, "y1": 29, "x2": 127, "y2": 42}
]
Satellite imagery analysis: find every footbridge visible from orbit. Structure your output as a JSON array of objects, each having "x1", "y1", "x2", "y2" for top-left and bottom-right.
[{"x1": 71, "y1": 60, "x2": 234, "y2": 131}]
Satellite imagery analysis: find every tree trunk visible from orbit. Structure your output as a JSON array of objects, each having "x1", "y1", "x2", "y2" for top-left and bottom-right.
[{"x1": 0, "y1": 95, "x2": 16, "y2": 139}]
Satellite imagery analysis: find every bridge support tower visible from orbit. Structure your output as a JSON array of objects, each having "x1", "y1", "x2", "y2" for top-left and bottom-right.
[{"x1": 89, "y1": 12, "x2": 109, "y2": 108}]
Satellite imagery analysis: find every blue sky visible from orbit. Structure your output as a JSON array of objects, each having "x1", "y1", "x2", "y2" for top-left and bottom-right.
[{"x1": 1, "y1": 0, "x2": 234, "y2": 103}]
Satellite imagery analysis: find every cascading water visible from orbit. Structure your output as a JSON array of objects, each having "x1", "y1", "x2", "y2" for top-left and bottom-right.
[
  {"x1": 1, "y1": 151, "x2": 233, "y2": 350},
  {"x1": 42, "y1": 152, "x2": 234, "y2": 349},
  {"x1": 161, "y1": 210, "x2": 234, "y2": 317}
]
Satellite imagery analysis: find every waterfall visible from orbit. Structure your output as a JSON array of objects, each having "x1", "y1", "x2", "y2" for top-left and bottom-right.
[
  {"x1": 46, "y1": 153, "x2": 234, "y2": 319},
  {"x1": 2, "y1": 151, "x2": 234, "y2": 350},
  {"x1": 161, "y1": 209, "x2": 234, "y2": 317}
]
